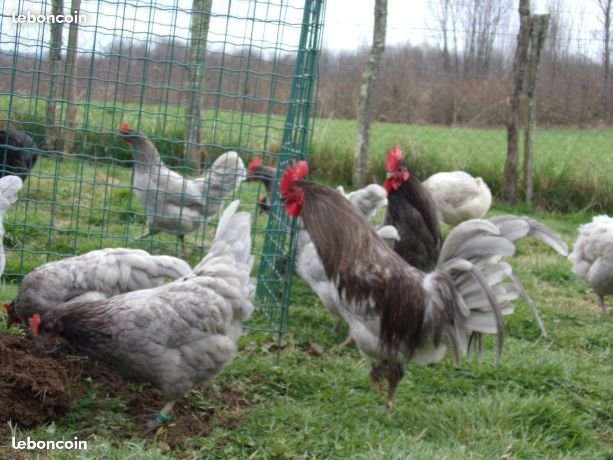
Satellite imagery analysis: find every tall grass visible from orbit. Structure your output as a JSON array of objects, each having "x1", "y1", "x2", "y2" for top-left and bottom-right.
[{"x1": 310, "y1": 119, "x2": 613, "y2": 213}]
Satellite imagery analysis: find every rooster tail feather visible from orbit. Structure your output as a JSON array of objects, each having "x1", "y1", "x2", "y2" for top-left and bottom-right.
[
  {"x1": 465, "y1": 265, "x2": 505, "y2": 362},
  {"x1": 508, "y1": 272, "x2": 547, "y2": 336},
  {"x1": 489, "y1": 215, "x2": 569, "y2": 256}
]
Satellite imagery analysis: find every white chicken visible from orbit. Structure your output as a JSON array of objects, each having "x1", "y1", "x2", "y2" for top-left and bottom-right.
[
  {"x1": 336, "y1": 183, "x2": 388, "y2": 220},
  {"x1": 569, "y1": 215, "x2": 613, "y2": 314},
  {"x1": 28, "y1": 201, "x2": 254, "y2": 430},
  {"x1": 423, "y1": 171, "x2": 492, "y2": 226},
  {"x1": 0, "y1": 175, "x2": 22, "y2": 277},
  {"x1": 119, "y1": 124, "x2": 246, "y2": 248},
  {"x1": 6, "y1": 248, "x2": 191, "y2": 326}
]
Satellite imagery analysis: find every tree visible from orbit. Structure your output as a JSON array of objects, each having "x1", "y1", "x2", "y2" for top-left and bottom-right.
[
  {"x1": 594, "y1": 0, "x2": 612, "y2": 118},
  {"x1": 524, "y1": 14, "x2": 550, "y2": 204},
  {"x1": 503, "y1": 0, "x2": 531, "y2": 203},
  {"x1": 184, "y1": 0, "x2": 213, "y2": 171},
  {"x1": 63, "y1": 0, "x2": 82, "y2": 155},
  {"x1": 354, "y1": 0, "x2": 387, "y2": 188},
  {"x1": 45, "y1": 0, "x2": 64, "y2": 154}
]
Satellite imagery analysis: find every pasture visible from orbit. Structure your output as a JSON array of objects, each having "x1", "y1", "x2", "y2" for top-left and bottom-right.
[{"x1": 0, "y1": 117, "x2": 611, "y2": 459}]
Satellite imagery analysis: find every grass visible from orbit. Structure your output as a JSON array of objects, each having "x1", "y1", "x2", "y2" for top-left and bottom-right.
[
  {"x1": 1, "y1": 169, "x2": 612, "y2": 458},
  {"x1": 0, "y1": 99, "x2": 611, "y2": 457},
  {"x1": 2, "y1": 95, "x2": 612, "y2": 212}
]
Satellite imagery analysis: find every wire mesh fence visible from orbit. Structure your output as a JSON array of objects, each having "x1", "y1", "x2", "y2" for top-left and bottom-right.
[{"x1": 0, "y1": 0, "x2": 325, "y2": 338}]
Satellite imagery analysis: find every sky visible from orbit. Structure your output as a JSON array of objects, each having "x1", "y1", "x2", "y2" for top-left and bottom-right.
[{"x1": 0, "y1": 0, "x2": 606, "y2": 57}]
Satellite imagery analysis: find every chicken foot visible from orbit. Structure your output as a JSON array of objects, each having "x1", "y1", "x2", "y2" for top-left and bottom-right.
[
  {"x1": 145, "y1": 400, "x2": 176, "y2": 434},
  {"x1": 384, "y1": 363, "x2": 405, "y2": 413},
  {"x1": 597, "y1": 295, "x2": 608, "y2": 315}
]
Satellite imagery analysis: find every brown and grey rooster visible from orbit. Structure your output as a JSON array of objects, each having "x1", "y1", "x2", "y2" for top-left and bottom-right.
[{"x1": 280, "y1": 160, "x2": 566, "y2": 411}]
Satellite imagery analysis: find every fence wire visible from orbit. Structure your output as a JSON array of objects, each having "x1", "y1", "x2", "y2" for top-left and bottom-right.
[{"x1": 0, "y1": 0, "x2": 325, "y2": 338}]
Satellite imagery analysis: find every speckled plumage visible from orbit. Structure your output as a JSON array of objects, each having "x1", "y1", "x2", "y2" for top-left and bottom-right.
[
  {"x1": 9, "y1": 248, "x2": 191, "y2": 325},
  {"x1": 37, "y1": 201, "x2": 254, "y2": 413}
]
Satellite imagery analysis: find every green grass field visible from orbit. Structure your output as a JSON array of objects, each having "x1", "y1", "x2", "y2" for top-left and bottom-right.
[
  {"x1": 0, "y1": 100, "x2": 612, "y2": 458},
  {"x1": 3, "y1": 95, "x2": 612, "y2": 212},
  {"x1": 1, "y1": 175, "x2": 612, "y2": 458}
]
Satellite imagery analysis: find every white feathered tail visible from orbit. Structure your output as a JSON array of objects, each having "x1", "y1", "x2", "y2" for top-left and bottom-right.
[
  {"x1": 424, "y1": 215, "x2": 568, "y2": 363},
  {"x1": 0, "y1": 176, "x2": 22, "y2": 276},
  {"x1": 193, "y1": 200, "x2": 255, "y2": 319}
]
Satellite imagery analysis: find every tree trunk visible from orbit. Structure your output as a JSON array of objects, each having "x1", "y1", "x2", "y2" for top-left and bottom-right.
[
  {"x1": 45, "y1": 0, "x2": 64, "y2": 155},
  {"x1": 599, "y1": 0, "x2": 612, "y2": 118},
  {"x1": 524, "y1": 14, "x2": 549, "y2": 204},
  {"x1": 354, "y1": 0, "x2": 387, "y2": 188},
  {"x1": 503, "y1": 0, "x2": 531, "y2": 204},
  {"x1": 184, "y1": 0, "x2": 212, "y2": 171},
  {"x1": 63, "y1": 0, "x2": 82, "y2": 155}
]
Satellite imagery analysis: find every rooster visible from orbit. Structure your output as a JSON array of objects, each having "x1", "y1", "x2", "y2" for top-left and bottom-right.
[
  {"x1": 0, "y1": 128, "x2": 38, "y2": 182},
  {"x1": 383, "y1": 145, "x2": 442, "y2": 272},
  {"x1": 119, "y1": 124, "x2": 246, "y2": 248},
  {"x1": 296, "y1": 182, "x2": 393, "y2": 344},
  {"x1": 6, "y1": 248, "x2": 191, "y2": 327},
  {"x1": 423, "y1": 171, "x2": 493, "y2": 226},
  {"x1": 569, "y1": 215, "x2": 613, "y2": 314},
  {"x1": 245, "y1": 156, "x2": 276, "y2": 212},
  {"x1": 280, "y1": 160, "x2": 566, "y2": 411},
  {"x1": 27, "y1": 201, "x2": 254, "y2": 430},
  {"x1": 0, "y1": 175, "x2": 22, "y2": 277},
  {"x1": 383, "y1": 146, "x2": 565, "y2": 335}
]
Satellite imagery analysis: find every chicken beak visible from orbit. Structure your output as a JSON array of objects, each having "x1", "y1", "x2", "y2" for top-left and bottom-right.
[{"x1": 386, "y1": 171, "x2": 395, "y2": 179}]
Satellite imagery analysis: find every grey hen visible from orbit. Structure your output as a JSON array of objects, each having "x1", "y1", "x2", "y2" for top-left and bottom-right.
[
  {"x1": 29, "y1": 201, "x2": 254, "y2": 431},
  {"x1": 7, "y1": 248, "x2": 191, "y2": 326},
  {"x1": 568, "y1": 215, "x2": 613, "y2": 314},
  {"x1": 119, "y1": 124, "x2": 246, "y2": 249}
]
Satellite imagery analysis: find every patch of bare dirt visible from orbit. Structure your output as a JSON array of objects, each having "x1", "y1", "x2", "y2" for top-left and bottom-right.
[{"x1": 0, "y1": 332, "x2": 253, "y2": 448}]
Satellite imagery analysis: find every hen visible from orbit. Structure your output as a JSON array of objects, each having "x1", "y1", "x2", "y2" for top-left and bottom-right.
[
  {"x1": 281, "y1": 160, "x2": 566, "y2": 411},
  {"x1": 246, "y1": 156, "x2": 276, "y2": 212},
  {"x1": 6, "y1": 248, "x2": 191, "y2": 326},
  {"x1": 568, "y1": 215, "x2": 613, "y2": 314},
  {"x1": 336, "y1": 183, "x2": 388, "y2": 220},
  {"x1": 0, "y1": 128, "x2": 38, "y2": 182},
  {"x1": 383, "y1": 145, "x2": 442, "y2": 272},
  {"x1": 0, "y1": 175, "x2": 23, "y2": 277},
  {"x1": 28, "y1": 201, "x2": 254, "y2": 430},
  {"x1": 119, "y1": 124, "x2": 246, "y2": 248},
  {"x1": 423, "y1": 170, "x2": 492, "y2": 226}
]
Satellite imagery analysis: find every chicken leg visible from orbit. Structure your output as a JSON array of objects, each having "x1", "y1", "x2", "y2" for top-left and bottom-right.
[
  {"x1": 598, "y1": 295, "x2": 608, "y2": 315},
  {"x1": 146, "y1": 400, "x2": 176, "y2": 434}
]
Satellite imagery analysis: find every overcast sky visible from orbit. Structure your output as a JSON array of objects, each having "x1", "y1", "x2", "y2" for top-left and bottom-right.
[{"x1": 0, "y1": 0, "x2": 605, "y2": 57}]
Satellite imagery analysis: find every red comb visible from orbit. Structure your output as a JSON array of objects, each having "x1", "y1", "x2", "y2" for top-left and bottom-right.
[
  {"x1": 280, "y1": 160, "x2": 308, "y2": 196},
  {"x1": 385, "y1": 145, "x2": 403, "y2": 172},
  {"x1": 247, "y1": 156, "x2": 262, "y2": 173},
  {"x1": 2, "y1": 303, "x2": 9, "y2": 311},
  {"x1": 28, "y1": 313, "x2": 41, "y2": 337},
  {"x1": 119, "y1": 123, "x2": 130, "y2": 132}
]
